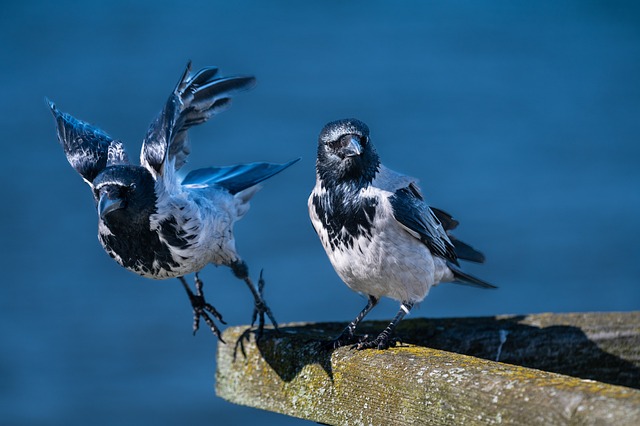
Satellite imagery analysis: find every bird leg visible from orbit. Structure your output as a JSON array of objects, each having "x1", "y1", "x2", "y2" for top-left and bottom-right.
[
  {"x1": 328, "y1": 295, "x2": 379, "y2": 349},
  {"x1": 230, "y1": 260, "x2": 278, "y2": 339},
  {"x1": 179, "y1": 274, "x2": 226, "y2": 341},
  {"x1": 354, "y1": 301, "x2": 414, "y2": 350}
]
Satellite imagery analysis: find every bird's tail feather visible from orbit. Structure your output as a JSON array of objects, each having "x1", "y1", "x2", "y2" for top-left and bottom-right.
[{"x1": 447, "y1": 261, "x2": 497, "y2": 289}]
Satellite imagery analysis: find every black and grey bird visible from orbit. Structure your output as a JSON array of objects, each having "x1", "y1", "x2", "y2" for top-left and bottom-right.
[
  {"x1": 48, "y1": 62, "x2": 298, "y2": 340},
  {"x1": 309, "y1": 118, "x2": 495, "y2": 350}
]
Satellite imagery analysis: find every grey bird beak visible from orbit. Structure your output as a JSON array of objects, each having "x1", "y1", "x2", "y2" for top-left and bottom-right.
[
  {"x1": 343, "y1": 136, "x2": 362, "y2": 157},
  {"x1": 98, "y1": 193, "x2": 124, "y2": 219}
]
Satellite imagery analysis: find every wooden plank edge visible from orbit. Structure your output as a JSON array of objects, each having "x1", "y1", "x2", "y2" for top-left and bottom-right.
[{"x1": 216, "y1": 319, "x2": 640, "y2": 425}]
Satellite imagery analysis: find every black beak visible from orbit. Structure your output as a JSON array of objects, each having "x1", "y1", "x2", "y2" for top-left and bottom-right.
[
  {"x1": 98, "y1": 192, "x2": 124, "y2": 219},
  {"x1": 343, "y1": 136, "x2": 362, "y2": 157}
]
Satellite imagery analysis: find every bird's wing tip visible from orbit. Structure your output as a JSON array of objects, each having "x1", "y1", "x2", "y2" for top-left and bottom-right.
[
  {"x1": 45, "y1": 97, "x2": 57, "y2": 113},
  {"x1": 235, "y1": 75, "x2": 257, "y2": 91},
  {"x1": 175, "y1": 60, "x2": 194, "y2": 93},
  {"x1": 286, "y1": 157, "x2": 302, "y2": 167}
]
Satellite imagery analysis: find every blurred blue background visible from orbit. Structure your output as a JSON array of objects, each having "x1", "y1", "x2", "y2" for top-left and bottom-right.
[{"x1": 1, "y1": 1, "x2": 639, "y2": 424}]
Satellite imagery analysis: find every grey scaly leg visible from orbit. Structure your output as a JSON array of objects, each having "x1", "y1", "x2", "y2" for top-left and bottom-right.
[
  {"x1": 328, "y1": 295, "x2": 379, "y2": 349},
  {"x1": 230, "y1": 260, "x2": 278, "y2": 339}
]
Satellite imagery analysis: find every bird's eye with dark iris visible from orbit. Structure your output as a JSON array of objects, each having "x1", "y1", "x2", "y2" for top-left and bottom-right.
[
  {"x1": 119, "y1": 185, "x2": 133, "y2": 198},
  {"x1": 328, "y1": 140, "x2": 342, "y2": 151}
]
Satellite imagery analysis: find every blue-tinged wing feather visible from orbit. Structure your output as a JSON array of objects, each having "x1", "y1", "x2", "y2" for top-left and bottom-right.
[{"x1": 182, "y1": 158, "x2": 299, "y2": 194}]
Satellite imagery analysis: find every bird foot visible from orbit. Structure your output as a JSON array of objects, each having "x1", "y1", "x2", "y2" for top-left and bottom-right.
[
  {"x1": 180, "y1": 275, "x2": 227, "y2": 342},
  {"x1": 324, "y1": 327, "x2": 360, "y2": 350},
  {"x1": 352, "y1": 332, "x2": 401, "y2": 350}
]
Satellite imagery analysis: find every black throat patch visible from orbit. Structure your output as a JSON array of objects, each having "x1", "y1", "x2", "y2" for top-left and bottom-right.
[
  {"x1": 99, "y1": 217, "x2": 181, "y2": 277},
  {"x1": 312, "y1": 182, "x2": 379, "y2": 251}
]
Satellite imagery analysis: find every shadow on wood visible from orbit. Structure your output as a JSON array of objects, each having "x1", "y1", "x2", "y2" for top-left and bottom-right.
[
  {"x1": 234, "y1": 312, "x2": 640, "y2": 389},
  {"x1": 218, "y1": 312, "x2": 640, "y2": 425}
]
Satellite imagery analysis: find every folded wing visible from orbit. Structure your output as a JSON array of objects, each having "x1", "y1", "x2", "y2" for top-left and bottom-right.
[
  {"x1": 389, "y1": 183, "x2": 458, "y2": 264},
  {"x1": 389, "y1": 182, "x2": 496, "y2": 289}
]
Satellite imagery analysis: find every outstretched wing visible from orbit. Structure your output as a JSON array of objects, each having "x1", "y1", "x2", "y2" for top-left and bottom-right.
[
  {"x1": 182, "y1": 158, "x2": 300, "y2": 194},
  {"x1": 48, "y1": 99, "x2": 129, "y2": 185},
  {"x1": 389, "y1": 182, "x2": 458, "y2": 264},
  {"x1": 141, "y1": 62, "x2": 256, "y2": 178}
]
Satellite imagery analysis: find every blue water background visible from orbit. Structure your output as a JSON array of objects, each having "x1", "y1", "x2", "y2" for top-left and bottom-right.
[{"x1": 1, "y1": 1, "x2": 639, "y2": 424}]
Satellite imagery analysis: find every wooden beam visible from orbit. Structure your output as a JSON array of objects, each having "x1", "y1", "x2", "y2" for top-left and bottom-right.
[{"x1": 216, "y1": 312, "x2": 640, "y2": 425}]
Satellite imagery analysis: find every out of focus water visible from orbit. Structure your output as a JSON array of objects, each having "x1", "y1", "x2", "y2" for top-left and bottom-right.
[{"x1": 1, "y1": 1, "x2": 639, "y2": 425}]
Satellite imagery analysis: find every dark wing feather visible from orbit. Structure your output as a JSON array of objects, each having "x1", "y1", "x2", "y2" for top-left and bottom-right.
[
  {"x1": 431, "y1": 207, "x2": 486, "y2": 263},
  {"x1": 141, "y1": 61, "x2": 256, "y2": 177},
  {"x1": 182, "y1": 158, "x2": 300, "y2": 194},
  {"x1": 390, "y1": 185, "x2": 495, "y2": 288},
  {"x1": 430, "y1": 207, "x2": 459, "y2": 231},
  {"x1": 389, "y1": 183, "x2": 458, "y2": 264},
  {"x1": 47, "y1": 99, "x2": 129, "y2": 184}
]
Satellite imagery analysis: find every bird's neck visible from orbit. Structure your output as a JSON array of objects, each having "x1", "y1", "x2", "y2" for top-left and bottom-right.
[{"x1": 318, "y1": 151, "x2": 380, "y2": 192}]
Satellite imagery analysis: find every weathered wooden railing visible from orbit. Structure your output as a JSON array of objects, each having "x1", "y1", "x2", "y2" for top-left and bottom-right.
[{"x1": 216, "y1": 312, "x2": 640, "y2": 425}]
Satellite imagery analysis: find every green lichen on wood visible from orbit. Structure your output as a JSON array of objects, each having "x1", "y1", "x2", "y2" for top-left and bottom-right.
[{"x1": 216, "y1": 312, "x2": 640, "y2": 425}]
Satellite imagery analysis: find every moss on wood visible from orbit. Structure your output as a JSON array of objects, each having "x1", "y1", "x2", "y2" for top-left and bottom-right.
[{"x1": 216, "y1": 312, "x2": 640, "y2": 425}]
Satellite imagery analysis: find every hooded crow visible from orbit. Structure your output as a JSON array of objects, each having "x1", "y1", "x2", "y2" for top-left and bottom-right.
[
  {"x1": 49, "y1": 62, "x2": 298, "y2": 341},
  {"x1": 309, "y1": 118, "x2": 495, "y2": 350}
]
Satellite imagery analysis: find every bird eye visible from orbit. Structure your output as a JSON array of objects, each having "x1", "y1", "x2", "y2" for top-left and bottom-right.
[{"x1": 327, "y1": 139, "x2": 342, "y2": 151}]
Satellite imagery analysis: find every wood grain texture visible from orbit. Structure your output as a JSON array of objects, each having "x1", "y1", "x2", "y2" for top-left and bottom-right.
[{"x1": 216, "y1": 312, "x2": 640, "y2": 425}]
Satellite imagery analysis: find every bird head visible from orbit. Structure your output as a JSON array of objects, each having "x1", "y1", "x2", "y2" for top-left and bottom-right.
[
  {"x1": 316, "y1": 118, "x2": 379, "y2": 185},
  {"x1": 92, "y1": 165, "x2": 157, "y2": 224}
]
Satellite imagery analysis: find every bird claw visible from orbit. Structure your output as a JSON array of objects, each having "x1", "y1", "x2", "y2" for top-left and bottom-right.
[
  {"x1": 324, "y1": 326, "x2": 360, "y2": 350},
  {"x1": 191, "y1": 306, "x2": 226, "y2": 343},
  {"x1": 352, "y1": 332, "x2": 401, "y2": 350},
  {"x1": 180, "y1": 275, "x2": 226, "y2": 342}
]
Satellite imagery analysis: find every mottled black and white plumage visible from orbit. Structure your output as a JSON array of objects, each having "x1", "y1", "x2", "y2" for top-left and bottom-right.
[
  {"x1": 49, "y1": 62, "x2": 298, "y2": 340},
  {"x1": 309, "y1": 118, "x2": 495, "y2": 350}
]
